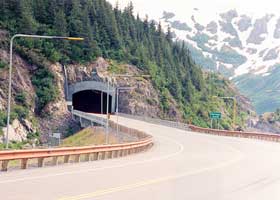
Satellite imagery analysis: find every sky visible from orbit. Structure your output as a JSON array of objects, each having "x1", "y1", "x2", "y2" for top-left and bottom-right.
[{"x1": 107, "y1": 0, "x2": 280, "y2": 24}]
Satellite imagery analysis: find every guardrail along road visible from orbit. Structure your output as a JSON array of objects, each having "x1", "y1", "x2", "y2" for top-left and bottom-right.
[{"x1": 1, "y1": 115, "x2": 280, "y2": 200}]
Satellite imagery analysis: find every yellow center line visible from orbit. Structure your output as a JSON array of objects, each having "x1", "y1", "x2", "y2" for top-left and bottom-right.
[{"x1": 58, "y1": 151, "x2": 244, "y2": 200}]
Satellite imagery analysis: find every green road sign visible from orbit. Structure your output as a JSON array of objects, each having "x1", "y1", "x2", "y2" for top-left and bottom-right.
[{"x1": 210, "y1": 112, "x2": 221, "y2": 119}]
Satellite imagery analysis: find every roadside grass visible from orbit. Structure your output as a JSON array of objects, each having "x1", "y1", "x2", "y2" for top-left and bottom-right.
[
  {"x1": 1, "y1": 127, "x2": 119, "y2": 170},
  {"x1": 60, "y1": 127, "x2": 118, "y2": 147}
]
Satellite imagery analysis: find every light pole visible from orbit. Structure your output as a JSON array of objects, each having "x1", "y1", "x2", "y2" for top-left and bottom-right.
[
  {"x1": 104, "y1": 74, "x2": 150, "y2": 143},
  {"x1": 113, "y1": 74, "x2": 150, "y2": 131},
  {"x1": 6, "y1": 34, "x2": 84, "y2": 149},
  {"x1": 106, "y1": 77, "x2": 110, "y2": 144}
]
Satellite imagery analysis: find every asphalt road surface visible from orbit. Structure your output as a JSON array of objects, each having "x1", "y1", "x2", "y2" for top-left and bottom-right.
[{"x1": 1, "y1": 116, "x2": 280, "y2": 200}]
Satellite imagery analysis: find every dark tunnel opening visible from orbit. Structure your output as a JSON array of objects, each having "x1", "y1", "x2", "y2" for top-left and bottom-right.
[{"x1": 72, "y1": 90, "x2": 113, "y2": 113}]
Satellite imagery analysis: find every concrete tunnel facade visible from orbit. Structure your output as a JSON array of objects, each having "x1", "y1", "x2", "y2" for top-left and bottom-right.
[{"x1": 67, "y1": 81, "x2": 116, "y2": 114}]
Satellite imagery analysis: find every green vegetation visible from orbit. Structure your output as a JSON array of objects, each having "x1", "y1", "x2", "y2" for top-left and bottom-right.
[
  {"x1": 0, "y1": 0, "x2": 246, "y2": 129},
  {"x1": 107, "y1": 60, "x2": 127, "y2": 74},
  {"x1": 61, "y1": 127, "x2": 118, "y2": 147},
  {"x1": 31, "y1": 68, "x2": 58, "y2": 112},
  {"x1": 0, "y1": 140, "x2": 30, "y2": 150},
  {"x1": 0, "y1": 60, "x2": 7, "y2": 69},
  {"x1": 15, "y1": 92, "x2": 27, "y2": 107}
]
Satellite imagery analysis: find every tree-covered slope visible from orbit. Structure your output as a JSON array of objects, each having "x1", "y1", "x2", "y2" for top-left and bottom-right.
[{"x1": 0, "y1": 0, "x2": 248, "y2": 129}]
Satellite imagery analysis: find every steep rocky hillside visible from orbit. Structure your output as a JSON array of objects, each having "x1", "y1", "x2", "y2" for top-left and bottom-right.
[{"x1": 0, "y1": 0, "x2": 254, "y2": 149}]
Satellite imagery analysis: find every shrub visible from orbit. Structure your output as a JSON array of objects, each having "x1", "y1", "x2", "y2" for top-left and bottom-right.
[
  {"x1": 13, "y1": 105, "x2": 29, "y2": 119},
  {"x1": 31, "y1": 68, "x2": 58, "y2": 112},
  {"x1": 15, "y1": 92, "x2": 27, "y2": 106},
  {"x1": 0, "y1": 60, "x2": 7, "y2": 69},
  {"x1": 0, "y1": 111, "x2": 6, "y2": 127},
  {"x1": 27, "y1": 131, "x2": 40, "y2": 140}
]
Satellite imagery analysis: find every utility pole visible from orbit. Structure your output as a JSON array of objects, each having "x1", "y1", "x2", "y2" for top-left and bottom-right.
[
  {"x1": 106, "y1": 78, "x2": 110, "y2": 144},
  {"x1": 107, "y1": 74, "x2": 150, "y2": 141}
]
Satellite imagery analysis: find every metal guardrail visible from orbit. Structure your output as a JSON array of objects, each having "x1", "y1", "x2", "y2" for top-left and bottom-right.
[
  {"x1": 0, "y1": 119, "x2": 153, "y2": 171},
  {"x1": 189, "y1": 125, "x2": 280, "y2": 142},
  {"x1": 118, "y1": 113, "x2": 189, "y2": 131},
  {"x1": 118, "y1": 113, "x2": 280, "y2": 143},
  {"x1": 73, "y1": 110, "x2": 107, "y2": 126}
]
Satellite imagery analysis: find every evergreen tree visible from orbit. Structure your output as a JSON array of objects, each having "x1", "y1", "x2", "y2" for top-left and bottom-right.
[
  {"x1": 0, "y1": 0, "x2": 231, "y2": 126},
  {"x1": 18, "y1": 0, "x2": 37, "y2": 34}
]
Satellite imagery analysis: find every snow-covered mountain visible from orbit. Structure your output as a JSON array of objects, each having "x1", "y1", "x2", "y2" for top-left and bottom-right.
[
  {"x1": 159, "y1": 9, "x2": 280, "y2": 114},
  {"x1": 107, "y1": 0, "x2": 280, "y2": 114}
]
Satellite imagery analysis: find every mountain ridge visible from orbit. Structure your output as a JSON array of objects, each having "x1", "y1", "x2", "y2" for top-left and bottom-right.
[{"x1": 158, "y1": 9, "x2": 280, "y2": 114}]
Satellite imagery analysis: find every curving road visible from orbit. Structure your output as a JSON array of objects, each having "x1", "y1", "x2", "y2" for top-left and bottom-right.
[{"x1": 1, "y1": 116, "x2": 280, "y2": 200}]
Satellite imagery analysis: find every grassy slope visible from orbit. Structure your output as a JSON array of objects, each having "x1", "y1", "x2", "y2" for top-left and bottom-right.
[{"x1": 60, "y1": 127, "x2": 118, "y2": 147}]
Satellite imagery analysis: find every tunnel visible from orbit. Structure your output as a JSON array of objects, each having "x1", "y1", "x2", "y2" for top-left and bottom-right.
[{"x1": 72, "y1": 90, "x2": 113, "y2": 113}]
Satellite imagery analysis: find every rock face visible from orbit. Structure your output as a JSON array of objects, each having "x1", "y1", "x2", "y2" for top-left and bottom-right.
[
  {"x1": 246, "y1": 15, "x2": 273, "y2": 45},
  {"x1": 236, "y1": 15, "x2": 252, "y2": 32},
  {"x1": 2, "y1": 119, "x2": 28, "y2": 142},
  {"x1": 0, "y1": 30, "x2": 183, "y2": 144},
  {"x1": 66, "y1": 58, "x2": 182, "y2": 120},
  {"x1": 206, "y1": 21, "x2": 218, "y2": 34}
]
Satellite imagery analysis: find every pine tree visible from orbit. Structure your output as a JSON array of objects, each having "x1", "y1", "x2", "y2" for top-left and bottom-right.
[{"x1": 18, "y1": 0, "x2": 37, "y2": 34}]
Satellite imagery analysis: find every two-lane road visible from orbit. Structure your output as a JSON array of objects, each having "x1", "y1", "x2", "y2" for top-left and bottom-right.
[{"x1": 1, "y1": 116, "x2": 280, "y2": 200}]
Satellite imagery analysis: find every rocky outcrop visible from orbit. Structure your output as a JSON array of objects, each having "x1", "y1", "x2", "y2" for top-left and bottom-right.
[
  {"x1": 206, "y1": 21, "x2": 218, "y2": 34},
  {"x1": 236, "y1": 15, "x2": 251, "y2": 32},
  {"x1": 220, "y1": 9, "x2": 238, "y2": 22},
  {"x1": 273, "y1": 18, "x2": 280, "y2": 39},
  {"x1": 66, "y1": 57, "x2": 182, "y2": 120},
  {"x1": 2, "y1": 119, "x2": 28, "y2": 142},
  {"x1": 246, "y1": 15, "x2": 273, "y2": 45}
]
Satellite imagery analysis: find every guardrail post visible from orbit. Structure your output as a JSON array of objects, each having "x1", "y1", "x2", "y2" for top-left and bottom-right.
[
  {"x1": 122, "y1": 149, "x2": 126, "y2": 156},
  {"x1": 108, "y1": 151, "x2": 113, "y2": 159},
  {"x1": 112, "y1": 150, "x2": 118, "y2": 158},
  {"x1": 127, "y1": 149, "x2": 131, "y2": 155},
  {"x1": 1, "y1": 160, "x2": 9, "y2": 171},
  {"x1": 52, "y1": 156, "x2": 58, "y2": 165},
  {"x1": 84, "y1": 154, "x2": 90, "y2": 162},
  {"x1": 21, "y1": 158, "x2": 28, "y2": 169},
  {"x1": 123, "y1": 149, "x2": 127, "y2": 156},
  {"x1": 74, "y1": 155, "x2": 80, "y2": 163},
  {"x1": 100, "y1": 151, "x2": 106, "y2": 160},
  {"x1": 64, "y1": 155, "x2": 70, "y2": 163},
  {"x1": 93, "y1": 152, "x2": 98, "y2": 160},
  {"x1": 38, "y1": 158, "x2": 44, "y2": 167}
]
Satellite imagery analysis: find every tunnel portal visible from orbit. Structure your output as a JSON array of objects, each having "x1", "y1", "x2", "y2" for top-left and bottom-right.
[{"x1": 72, "y1": 90, "x2": 112, "y2": 113}]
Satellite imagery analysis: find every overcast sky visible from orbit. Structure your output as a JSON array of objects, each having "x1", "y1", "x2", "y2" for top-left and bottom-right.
[{"x1": 108, "y1": 0, "x2": 280, "y2": 23}]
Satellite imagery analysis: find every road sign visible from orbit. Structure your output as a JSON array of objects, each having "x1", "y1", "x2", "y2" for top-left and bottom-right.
[{"x1": 210, "y1": 112, "x2": 221, "y2": 119}]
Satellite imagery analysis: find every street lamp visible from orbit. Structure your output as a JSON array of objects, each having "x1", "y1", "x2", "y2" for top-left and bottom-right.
[
  {"x1": 104, "y1": 74, "x2": 150, "y2": 144},
  {"x1": 5, "y1": 34, "x2": 84, "y2": 149}
]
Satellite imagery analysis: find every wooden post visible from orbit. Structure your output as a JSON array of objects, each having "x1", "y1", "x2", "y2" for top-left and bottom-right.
[
  {"x1": 84, "y1": 154, "x2": 90, "y2": 162},
  {"x1": 108, "y1": 151, "x2": 113, "y2": 159},
  {"x1": 64, "y1": 155, "x2": 70, "y2": 163},
  {"x1": 52, "y1": 156, "x2": 58, "y2": 165},
  {"x1": 101, "y1": 151, "x2": 106, "y2": 160},
  {"x1": 21, "y1": 158, "x2": 28, "y2": 169},
  {"x1": 38, "y1": 158, "x2": 44, "y2": 167},
  {"x1": 74, "y1": 155, "x2": 80, "y2": 163},
  {"x1": 93, "y1": 152, "x2": 99, "y2": 160},
  {"x1": 1, "y1": 160, "x2": 9, "y2": 171}
]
